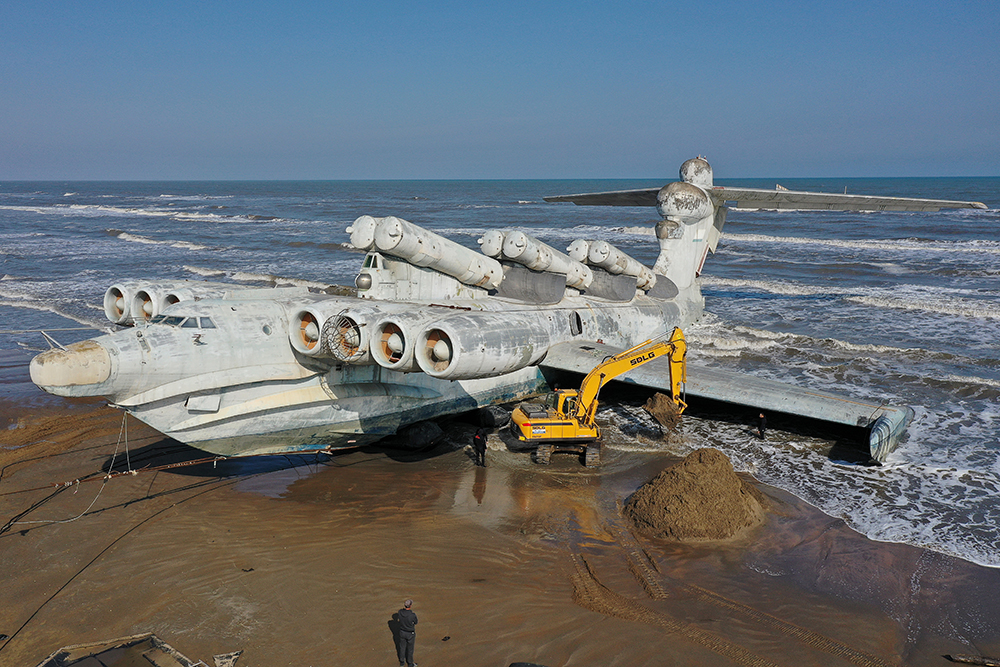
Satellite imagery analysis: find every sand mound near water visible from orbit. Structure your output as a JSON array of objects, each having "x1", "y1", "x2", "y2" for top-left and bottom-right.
[{"x1": 624, "y1": 448, "x2": 767, "y2": 542}]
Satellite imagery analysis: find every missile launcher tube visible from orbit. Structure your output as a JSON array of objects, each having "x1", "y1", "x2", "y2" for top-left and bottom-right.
[
  {"x1": 588, "y1": 241, "x2": 656, "y2": 290},
  {"x1": 478, "y1": 230, "x2": 506, "y2": 258},
  {"x1": 566, "y1": 239, "x2": 590, "y2": 263},
  {"x1": 501, "y1": 231, "x2": 593, "y2": 289},
  {"x1": 346, "y1": 215, "x2": 380, "y2": 251},
  {"x1": 371, "y1": 216, "x2": 503, "y2": 289}
]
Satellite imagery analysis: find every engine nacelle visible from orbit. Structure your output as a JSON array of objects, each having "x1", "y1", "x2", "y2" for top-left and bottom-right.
[
  {"x1": 105, "y1": 280, "x2": 234, "y2": 324},
  {"x1": 288, "y1": 307, "x2": 326, "y2": 356},
  {"x1": 103, "y1": 281, "x2": 147, "y2": 325},
  {"x1": 323, "y1": 311, "x2": 373, "y2": 363},
  {"x1": 414, "y1": 312, "x2": 551, "y2": 380},
  {"x1": 370, "y1": 315, "x2": 435, "y2": 372},
  {"x1": 129, "y1": 281, "x2": 236, "y2": 323}
]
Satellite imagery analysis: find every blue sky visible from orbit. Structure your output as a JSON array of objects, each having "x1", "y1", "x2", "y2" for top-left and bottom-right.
[{"x1": 2, "y1": 0, "x2": 997, "y2": 179}]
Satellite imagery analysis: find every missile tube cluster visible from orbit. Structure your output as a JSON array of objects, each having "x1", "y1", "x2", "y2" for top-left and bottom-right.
[
  {"x1": 348, "y1": 215, "x2": 503, "y2": 289},
  {"x1": 480, "y1": 230, "x2": 592, "y2": 289}
]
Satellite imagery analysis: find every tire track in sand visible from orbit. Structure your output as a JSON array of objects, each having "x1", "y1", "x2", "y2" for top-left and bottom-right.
[{"x1": 600, "y1": 516, "x2": 899, "y2": 667}]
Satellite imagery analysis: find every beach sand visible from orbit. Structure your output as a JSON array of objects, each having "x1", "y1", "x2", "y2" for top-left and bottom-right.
[{"x1": 2, "y1": 396, "x2": 1000, "y2": 667}]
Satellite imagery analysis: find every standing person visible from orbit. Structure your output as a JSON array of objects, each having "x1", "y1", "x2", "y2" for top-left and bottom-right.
[
  {"x1": 397, "y1": 598, "x2": 418, "y2": 667},
  {"x1": 473, "y1": 428, "x2": 487, "y2": 467},
  {"x1": 757, "y1": 412, "x2": 767, "y2": 440}
]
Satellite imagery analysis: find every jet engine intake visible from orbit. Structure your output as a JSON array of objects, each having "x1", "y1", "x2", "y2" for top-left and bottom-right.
[
  {"x1": 162, "y1": 284, "x2": 231, "y2": 309},
  {"x1": 130, "y1": 288, "x2": 159, "y2": 323},
  {"x1": 414, "y1": 313, "x2": 550, "y2": 380},
  {"x1": 370, "y1": 316, "x2": 427, "y2": 372},
  {"x1": 323, "y1": 312, "x2": 371, "y2": 363},
  {"x1": 289, "y1": 303, "x2": 407, "y2": 362},
  {"x1": 289, "y1": 308, "x2": 325, "y2": 356},
  {"x1": 104, "y1": 281, "x2": 145, "y2": 325}
]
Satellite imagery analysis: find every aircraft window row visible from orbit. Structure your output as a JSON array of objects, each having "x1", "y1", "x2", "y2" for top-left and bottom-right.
[{"x1": 149, "y1": 315, "x2": 216, "y2": 329}]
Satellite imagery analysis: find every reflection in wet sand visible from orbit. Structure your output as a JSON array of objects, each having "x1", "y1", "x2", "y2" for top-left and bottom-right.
[{"x1": 1, "y1": 410, "x2": 999, "y2": 666}]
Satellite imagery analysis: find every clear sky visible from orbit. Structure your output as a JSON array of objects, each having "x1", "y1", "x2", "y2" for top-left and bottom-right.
[{"x1": 2, "y1": 0, "x2": 997, "y2": 179}]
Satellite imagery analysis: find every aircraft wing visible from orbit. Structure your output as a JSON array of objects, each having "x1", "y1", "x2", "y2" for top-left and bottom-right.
[
  {"x1": 544, "y1": 186, "x2": 986, "y2": 212},
  {"x1": 539, "y1": 341, "x2": 913, "y2": 463}
]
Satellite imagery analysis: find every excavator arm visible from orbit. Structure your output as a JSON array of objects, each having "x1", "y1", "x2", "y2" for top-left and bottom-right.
[{"x1": 574, "y1": 327, "x2": 687, "y2": 426}]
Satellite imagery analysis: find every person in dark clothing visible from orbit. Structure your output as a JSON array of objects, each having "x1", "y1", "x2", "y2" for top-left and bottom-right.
[
  {"x1": 472, "y1": 428, "x2": 487, "y2": 467},
  {"x1": 757, "y1": 413, "x2": 767, "y2": 440},
  {"x1": 397, "y1": 598, "x2": 418, "y2": 667}
]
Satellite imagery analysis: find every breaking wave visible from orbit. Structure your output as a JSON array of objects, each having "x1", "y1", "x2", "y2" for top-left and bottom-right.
[
  {"x1": 229, "y1": 272, "x2": 332, "y2": 290},
  {"x1": 183, "y1": 265, "x2": 227, "y2": 278},
  {"x1": 700, "y1": 276, "x2": 840, "y2": 296},
  {"x1": 0, "y1": 297, "x2": 106, "y2": 331},
  {"x1": 723, "y1": 233, "x2": 1000, "y2": 255},
  {"x1": 108, "y1": 230, "x2": 211, "y2": 251},
  {"x1": 846, "y1": 294, "x2": 1000, "y2": 320}
]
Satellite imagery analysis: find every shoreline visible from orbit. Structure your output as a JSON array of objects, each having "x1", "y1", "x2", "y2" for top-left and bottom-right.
[{"x1": 2, "y1": 398, "x2": 1000, "y2": 666}]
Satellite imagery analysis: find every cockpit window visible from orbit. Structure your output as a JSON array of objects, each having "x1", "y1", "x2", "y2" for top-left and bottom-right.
[
  {"x1": 150, "y1": 315, "x2": 166, "y2": 324},
  {"x1": 199, "y1": 317, "x2": 216, "y2": 329},
  {"x1": 161, "y1": 316, "x2": 185, "y2": 327},
  {"x1": 181, "y1": 318, "x2": 199, "y2": 328}
]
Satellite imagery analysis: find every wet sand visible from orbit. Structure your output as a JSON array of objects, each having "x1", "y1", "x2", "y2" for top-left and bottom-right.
[{"x1": 2, "y1": 398, "x2": 1000, "y2": 667}]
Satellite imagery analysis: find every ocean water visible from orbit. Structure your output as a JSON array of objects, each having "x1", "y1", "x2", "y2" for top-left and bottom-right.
[{"x1": 1, "y1": 176, "x2": 998, "y2": 567}]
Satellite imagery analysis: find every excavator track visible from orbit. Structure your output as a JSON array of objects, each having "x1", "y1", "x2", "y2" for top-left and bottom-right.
[
  {"x1": 570, "y1": 553, "x2": 781, "y2": 667},
  {"x1": 534, "y1": 444, "x2": 553, "y2": 465},
  {"x1": 584, "y1": 442, "x2": 601, "y2": 467}
]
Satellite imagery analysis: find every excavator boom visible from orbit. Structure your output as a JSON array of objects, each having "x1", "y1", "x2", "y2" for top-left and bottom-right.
[{"x1": 575, "y1": 327, "x2": 687, "y2": 426}]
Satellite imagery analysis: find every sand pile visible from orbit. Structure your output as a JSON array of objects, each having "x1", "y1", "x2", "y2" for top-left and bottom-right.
[
  {"x1": 642, "y1": 392, "x2": 682, "y2": 432},
  {"x1": 624, "y1": 448, "x2": 766, "y2": 541}
]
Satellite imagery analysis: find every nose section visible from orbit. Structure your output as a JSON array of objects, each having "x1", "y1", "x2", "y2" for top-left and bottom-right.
[{"x1": 29, "y1": 340, "x2": 112, "y2": 396}]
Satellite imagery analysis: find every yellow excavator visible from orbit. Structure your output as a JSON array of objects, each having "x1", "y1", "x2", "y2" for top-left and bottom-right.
[{"x1": 510, "y1": 327, "x2": 687, "y2": 466}]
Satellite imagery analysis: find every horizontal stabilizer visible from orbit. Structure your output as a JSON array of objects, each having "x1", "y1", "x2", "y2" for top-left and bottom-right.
[
  {"x1": 544, "y1": 186, "x2": 986, "y2": 212},
  {"x1": 707, "y1": 186, "x2": 987, "y2": 212},
  {"x1": 544, "y1": 188, "x2": 659, "y2": 207},
  {"x1": 540, "y1": 341, "x2": 913, "y2": 462}
]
